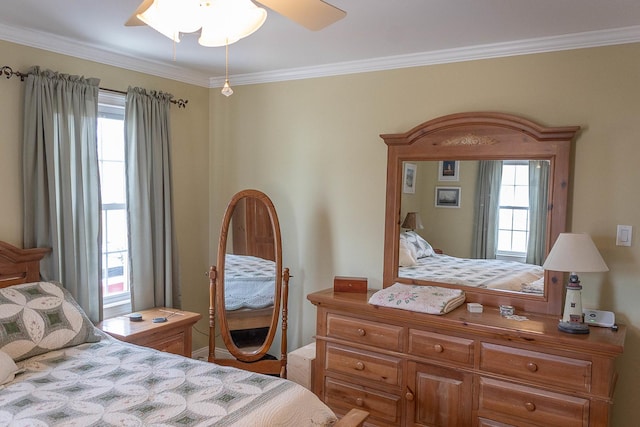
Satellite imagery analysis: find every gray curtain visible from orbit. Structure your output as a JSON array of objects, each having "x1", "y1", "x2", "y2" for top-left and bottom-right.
[
  {"x1": 125, "y1": 87, "x2": 180, "y2": 310},
  {"x1": 526, "y1": 160, "x2": 549, "y2": 265},
  {"x1": 22, "y1": 66, "x2": 102, "y2": 322},
  {"x1": 472, "y1": 160, "x2": 503, "y2": 259}
]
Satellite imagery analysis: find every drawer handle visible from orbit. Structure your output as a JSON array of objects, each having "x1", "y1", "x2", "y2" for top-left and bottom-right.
[
  {"x1": 526, "y1": 362, "x2": 538, "y2": 372},
  {"x1": 433, "y1": 344, "x2": 444, "y2": 353},
  {"x1": 524, "y1": 402, "x2": 536, "y2": 412},
  {"x1": 357, "y1": 328, "x2": 366, "y2": 336},
  {"x1": 355, "y1": 398, "x2": 364, "y2": 407},
  {"x1": 355, "y1": 361, "x2": 365, "y2": 371},
  {"x1": 405, "y1": 392, "x2": 415, "y2": 401}
]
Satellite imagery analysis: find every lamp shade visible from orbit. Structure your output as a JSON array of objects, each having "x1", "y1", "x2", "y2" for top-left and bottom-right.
[
  {"x1": 401, "y1": 212, "x2": 424, "y2": 230},
  {"x1": 137, "y1": 0, "x2": 267, "y2": 47},
  {"x1": 542, "y1": 233, "x2": 609, "y2": 273},
  {"x1": 198, "y1": 0, "x2": 267, "y2": 47},
  {"x1": 137, "y1": 0, "x2": 202, "y2": 42}
]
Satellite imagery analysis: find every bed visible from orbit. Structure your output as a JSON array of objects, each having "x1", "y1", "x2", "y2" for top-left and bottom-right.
[
  {"x1": 398, "y1": 231, "x2": 544, "y2": 294},
  {"x1": 0, "y1": 241, "x2": 368, "y2": 427},
  {"x1": 224, "y1": 254, "x2": 277, "y2": 331}
]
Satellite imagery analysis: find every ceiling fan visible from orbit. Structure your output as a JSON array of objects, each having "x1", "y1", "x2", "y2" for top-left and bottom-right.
[{"x1": 126, "y1": 0, "x2": 346, "y2": 46}]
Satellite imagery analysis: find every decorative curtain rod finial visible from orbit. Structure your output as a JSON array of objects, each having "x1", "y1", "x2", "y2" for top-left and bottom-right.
[
  {"x1": 171, "y1": 98, "x2": 188, "y2": 108},
  {"x1": 1, "y1": 65, "x2": 27, "y2": 81}
]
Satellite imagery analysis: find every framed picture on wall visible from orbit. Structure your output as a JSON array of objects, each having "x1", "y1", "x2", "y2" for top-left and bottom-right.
[
  {"x1": 435, "y1": 186, "x2": 461, "y2": 208},
  {"x1": 438, "y1": 160, "x2": 459, "y2": 181},
  {"x1": 403, "y1": 162, "x2": 417, "y2": 194}
]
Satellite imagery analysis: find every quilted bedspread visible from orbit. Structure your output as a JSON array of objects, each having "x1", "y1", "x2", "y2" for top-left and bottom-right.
[
  {"x1": 0, "y1": 332, "x2": 336, "y2": 426},
  {"x1": 398, "y1": 253, "x2": 544, "y2": 293},
  {"x1": 224, "y1": 255, "x2": 276, "y2": 311}
]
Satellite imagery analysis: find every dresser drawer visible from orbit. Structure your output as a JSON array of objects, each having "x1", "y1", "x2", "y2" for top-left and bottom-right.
[
  {"x1": 326, "y1": 343, "x2": 402, "y2": 386},
  {"x1": 479, "y1": 377, "x2": 589, "y2": 427},
  {"x1": 129, "y1": 329, "x2": 188, "y2": 356},
  {"x1": 142, "y1": 331, "x2": 186, "y2": 355},
  {"x1": 478, "y1": 418, "x2": 532, "y2": 427},
  {"x1": 480, "y1": 343, "x2": 592, "y2": 391},
  {"x1": 408, "y1": 329, "x2": 474, "y2": 365},
  {"x1": 326, "y1": 313, "x2": 403, "y2": 351},
  {"x1": 325, "y1": 377, "x2": 401, "y2": 425}
]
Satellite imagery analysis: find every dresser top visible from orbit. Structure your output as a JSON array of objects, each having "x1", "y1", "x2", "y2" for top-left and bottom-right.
[
  {"x1": 308, "y1": 289, "x2": 625, "y2": 356},
  {"x1": 98, "y1": 307, "x2": 202, "y2": 341}
]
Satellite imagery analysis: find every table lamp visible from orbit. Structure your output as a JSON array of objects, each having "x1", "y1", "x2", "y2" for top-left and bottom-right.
[
  {"x1": 401, "y1": 212, "x2": 424, "y2": 231},
  {"x1": 542, "y1": 233, "x2": 609, "y2": 334}
]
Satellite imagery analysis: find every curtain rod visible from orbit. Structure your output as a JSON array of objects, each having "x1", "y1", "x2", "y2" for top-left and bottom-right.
[{"x1": 1, "y1": 65, "x2": 188, "y2": 109}]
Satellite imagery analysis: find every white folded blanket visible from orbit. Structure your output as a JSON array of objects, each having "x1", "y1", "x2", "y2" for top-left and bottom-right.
[{"x1": 368, "y1": 282, "x2": 466, "y2": 315}]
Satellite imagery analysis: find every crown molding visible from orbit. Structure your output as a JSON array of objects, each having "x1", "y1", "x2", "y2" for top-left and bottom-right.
[
  {"x1": 2, "y1": 21, "x2": 639, "y2": 90},
  {"x1": 0, "y1": 22, "x2": 211, "y2": 87},
  {"x1": 210, "y1": 25, "x2": 640, "y2": 87}
]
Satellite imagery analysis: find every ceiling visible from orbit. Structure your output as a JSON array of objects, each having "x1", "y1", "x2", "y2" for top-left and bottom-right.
[{"x1": 2, "y1": 0, "x2": 640, "y2": 88}]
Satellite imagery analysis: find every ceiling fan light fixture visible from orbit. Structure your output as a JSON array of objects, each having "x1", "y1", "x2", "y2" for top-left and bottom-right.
[
  {"x1": 137, "y1": 9, "x2": 181, "y2": 42},
  {"x1": 198, "y1": 0, "x2": 267, "y2": 47},
  {"x1": 137, "y1": 0, "x2": 202, "y2": 42},
  {"x1": 136, "y1": 0, "x2": 202, "y2": 42}
]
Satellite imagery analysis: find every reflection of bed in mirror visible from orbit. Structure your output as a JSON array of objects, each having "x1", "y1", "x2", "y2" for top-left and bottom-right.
[
  {"x1": 398, "y1": 229, "x2": 545, "y2": 294},
  {"x1": 399, "y1": 253, "x2": 544, "y2": 293},
  {"x1": 224, "y1": 253, "x2": 276, "y2": 331}
]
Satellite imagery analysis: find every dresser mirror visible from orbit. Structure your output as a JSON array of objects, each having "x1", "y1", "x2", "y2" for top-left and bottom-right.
[
  {"x1": 381, "y1": 112, "x2": 580, "y2": 314},
  {"x1": 208, "y1": 189, "x2": 289, "y2": 377}
]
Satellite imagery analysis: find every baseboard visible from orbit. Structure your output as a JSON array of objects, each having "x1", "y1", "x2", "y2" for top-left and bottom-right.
[{"x1": 192, "y1": 346, "x2": 233, "y2": 360}]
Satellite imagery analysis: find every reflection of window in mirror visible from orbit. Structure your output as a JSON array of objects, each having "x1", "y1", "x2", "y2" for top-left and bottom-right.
[
  {"x1": 472, "y1": 160, "x2": 549, "y2": 266},
  {"x1": 497, "y1": 161, "x2": 530, "y2": 262},
  {"x1": 481, "y1": 159, "x2": 549, "y2": 266}
]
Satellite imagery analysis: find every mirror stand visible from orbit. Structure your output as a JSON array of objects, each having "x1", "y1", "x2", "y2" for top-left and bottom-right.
[
  {"x1": 208, "y1": 266, "x2": 290, "y2": 377},
  {"x1": 208, "y1": 189, "x2": 290, "y2": 377}
]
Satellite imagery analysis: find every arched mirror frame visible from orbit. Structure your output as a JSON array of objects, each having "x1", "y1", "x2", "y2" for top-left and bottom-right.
[
  {"x1": 381, "y1": 112, "x2": 579, "y2": 315},
  {"x1": 208, "y1": 189, "x2": 289, "y2": 377}
]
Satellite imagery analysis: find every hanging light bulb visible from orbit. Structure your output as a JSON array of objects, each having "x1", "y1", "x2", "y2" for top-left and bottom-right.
[
  {"x1": 221, "y1": 80, "x2": 233, "y2": 97},
  {"x1": 221, "y1": 41, "x2": 234, "y2": 97}
]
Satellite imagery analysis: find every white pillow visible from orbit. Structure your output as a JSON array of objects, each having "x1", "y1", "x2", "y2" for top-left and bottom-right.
[
  {"x1": 399, "y1": 239, "x2": 418, "y2": 267},
  {"x1": 0, "y1": 350, "x2": 20, "y2": 385},
  {"x1": 400, "y1": 231, "x2": 435, "y2": 258},
  {"x1": 0, "y1": 281, "x2": 101, "y2": 361}
]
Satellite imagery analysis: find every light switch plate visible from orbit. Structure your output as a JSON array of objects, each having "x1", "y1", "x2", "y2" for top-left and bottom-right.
[{"x1": 616, "y1": 225, "x2": 632, "y2": 246}]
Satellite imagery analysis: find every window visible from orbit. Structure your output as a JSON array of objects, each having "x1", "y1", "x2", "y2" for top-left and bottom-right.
[
  {"x1": 98, "y1": 92, "x2": 131, "y2": 316},
  {"x1": 497, "y1": 161, "x2": 529, "y2": 258}
]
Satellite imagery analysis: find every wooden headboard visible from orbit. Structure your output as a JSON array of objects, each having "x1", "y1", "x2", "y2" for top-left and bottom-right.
[{"x1": 0, "y1": 241, "x2": 51, "y2": 288}]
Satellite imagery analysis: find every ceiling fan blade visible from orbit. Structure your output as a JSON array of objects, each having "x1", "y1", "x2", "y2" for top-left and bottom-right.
[
  {"x1": 257, "y1": 0, "x2": 346, "y2": 31},
  {"x1": 125, "y1": 0, "x2": 154, "y2": 26}
]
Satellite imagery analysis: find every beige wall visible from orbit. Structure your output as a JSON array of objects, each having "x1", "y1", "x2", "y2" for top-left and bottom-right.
[
  {"x1": 409, "y1": 160, "x2": 479, "y2": 257},
  {"x1": 0, "y1": 40, "x2": 212, "y2": 350},
  {"x1": 211, "y1": 43, "x2": 640, "y2": 426},
  {"x1": 2, "y1": 38, "x2": 639, "y2": 424}
]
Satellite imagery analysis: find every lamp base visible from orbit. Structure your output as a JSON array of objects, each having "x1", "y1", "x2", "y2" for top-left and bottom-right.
[{"x1": 558, "y1": 321, "x2": 590, "y2": 334}]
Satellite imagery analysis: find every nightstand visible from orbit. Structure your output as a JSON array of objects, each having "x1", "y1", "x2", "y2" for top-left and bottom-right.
[{"x1": 98, "y1": 307, "x2": 202, "y2": 357}]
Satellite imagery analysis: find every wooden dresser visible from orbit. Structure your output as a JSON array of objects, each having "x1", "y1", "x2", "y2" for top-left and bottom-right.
[{"x1": 308, "y1": 289, "x2": 625, "y2": 427}]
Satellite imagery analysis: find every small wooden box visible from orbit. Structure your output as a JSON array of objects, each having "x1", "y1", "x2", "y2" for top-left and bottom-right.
[{"x1": 333, "y1": 276, "x2": 368, "y2": 293}]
